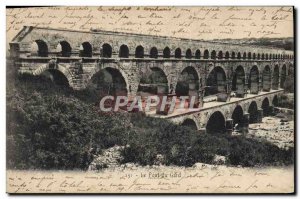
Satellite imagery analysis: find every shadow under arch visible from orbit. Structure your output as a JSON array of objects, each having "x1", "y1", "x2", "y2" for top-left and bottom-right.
[
  {"x1": 280, "y1": 65, "x2": 287, "y2": 88},
  {"x1": 80, "y1": 42, "x2": 92, "y2": 57},
  {"x1": 87, "y1": 67, "x2": 128, "y2": 101},
  {"x1": 41, "y1": 69, "x2": 70, "y2": 87},
  {"x1": 181, "y1": 118, "x2": 198, "y2": 130},
  {"x1": 150, "y1": 47, "x2": 158, "y2": 58},
  {"x1": 248, "y1": 65, "x2": 259, "y2": 94},
  {"x1": 175, "y1": 66, "x2": 199, "y2": 96},
  {"x1": 248, "y1": 101, "x2": 258, "y2": 123},
  {"x1": 31, "y1": 40, "x2": 48, "y2": 57},
  {"x1": 262, "y1": 65, "x2": 271, "y2": 91},
  {"x1": 272, "y1": 95, "x2": 279, "y2": 107},
  {"x1": 272, "y1": 65, "x2": 279, "y2": 90},
  {"x1": 232, "y1": 105, "x2": 244, "y2": 129},
  {"x1": 232, "y1": 65, "x2": 245, "y2": 97},
  {"x1": 163, "y1": 47, "x2": 171, "y2": 58},
  {"x1": 205, "y1": 66, "x2": 227, "y2": 96},
  {"x1": 101, "y1": 43, "x2": 112, "y2": 58},
  {"x1": 137, "y1": 67, "x2": 169, "y2": 95},
  {"x1": 261, "y1": 97, "x2": 270, "y2": 116},
  {"x1": 57, "y1": 40, "x2": 72, "y2": 57},
  {"x1": 206, "y1": 111, "x2": 226, "y2": 134},
  {"x1": 119, "y1": 44, "x2": 129, "y2": 58}
]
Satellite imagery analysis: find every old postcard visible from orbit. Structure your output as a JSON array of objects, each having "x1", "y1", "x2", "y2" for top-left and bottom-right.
[{"x1": 6, "y1": 6, "x2": 294, "y2": 194}]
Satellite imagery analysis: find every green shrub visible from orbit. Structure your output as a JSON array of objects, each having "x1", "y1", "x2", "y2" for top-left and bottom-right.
[
  {"x1": 6, "y1": 74, "x2": 294, "y2": 169},
  {"x1": 227, "y1": 136, "x2": 294, "y2": 167},
  {"x1": 6, "y1": 75, "x2": 129, "y2": 170}
]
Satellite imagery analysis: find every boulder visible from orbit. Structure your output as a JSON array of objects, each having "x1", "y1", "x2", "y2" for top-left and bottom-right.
[{"x1": 212, "y1": 155, "x2": 226, "y2": 165}]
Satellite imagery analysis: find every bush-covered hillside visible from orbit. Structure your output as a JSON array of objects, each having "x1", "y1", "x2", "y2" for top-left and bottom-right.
[
  {"x1": 6, "y1": 73, "x2": 294, "y2": 170},
  {"x1": 211, "y1": 37, "x2": 294, "y2": 51}
]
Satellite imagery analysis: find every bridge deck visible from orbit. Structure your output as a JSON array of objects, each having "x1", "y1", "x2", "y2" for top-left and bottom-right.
[{"x1": 146, "y1": 89, "x2": 284, "y2": 119}]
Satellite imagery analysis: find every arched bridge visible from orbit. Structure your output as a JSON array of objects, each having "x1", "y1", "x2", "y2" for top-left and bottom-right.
[{"x1": 10, "y1": 26, "x2": 294, "y2": 134}]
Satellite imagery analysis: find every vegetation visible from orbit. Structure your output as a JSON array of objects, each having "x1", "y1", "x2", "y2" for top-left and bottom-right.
[
  {"x1": 123, "y1": 115, "x2": 293, "y2": 167},
  {"x1": 212, "y1": 37, "x2": 294, "y2": 51},
  {"x1": 7, "y1": 74, "x2": 131, "y2": 169},
  {"x1": 7, "y1": 73, "x2": 294, "y2": 170},
  {"x1": 277, "y1": 94, "x2": 294, "y2": 109}
]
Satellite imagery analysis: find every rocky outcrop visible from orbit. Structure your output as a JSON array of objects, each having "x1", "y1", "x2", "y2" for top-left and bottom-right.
[{"x1": 88, "y1": 145, "x2": 125, "y2": 170}]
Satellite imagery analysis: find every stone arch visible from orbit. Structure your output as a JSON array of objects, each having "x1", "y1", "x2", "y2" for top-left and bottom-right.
[
  {"x1": 249, "y1": 65, "x2": 259, "y2": 94},
  {"x1": 225, "y1": 51, "x2": 230, "y2": 59},
  {"x1": 262, "y1": 53, "x2": 265, "y2": 60},
  {"x1": 195, "y1": 49, "x2": 201, "y2": 59},
  {"x1": 101, "y1": 43, "x2": 112, "y2": 58},
  {"x1": 119, "y1": 44, "x2": 129, "y2": 58},
  {"x1": 175, "y1": 66, "x2": 200, "y2": 96},
  {"x1": 181, "y1": 118, "x2": 199, "y2": 130},
  {"x1": 237, "y1": 52, "x2": 241, "y2": 59},
  {"x1": 57, "y1": 40, "x2": 72, "y2": 57},
  {"x1": 243, "y1": 52, "x2": 247, "y2": 59},
  {"x1": 265, "y1": 54, "x2": 269, "y2": 60},
  {"x1": 280, "y1": 64, "x2": 287, "y2": 88},
  {"x1": 41, "y1": 69, "x2": 70, "y2": 87},
  {"x1": 211, "y1": 50, "x2": 216, "y2": 59},
  {"x1": 248, "y1": 52, "x2": 252, "y2": 59},
  {"x1": 257, "y1": 53, "x2": 261, "y2": 60},
  {"x1": 150, "y1": 47, "x2": 158, "y2": 58},
  {"x1": 88, "y1": 64, "x2": 131, "y2": 96},
  {"x1": 186, "y1": 48, "x2": 192, "y2": 59},
  {"x1": 79, "y1": 42, "x2": 92, "y2": 57},
  {"x1": 272, "y1": 95, "x2": 279, "y2": 107},
  {"x1": 175, "y1": 48, "x2": 182, "y2": 58},
  {"x1": 248, "y1": 101, "x2": 258, "y2": 123},
  {"x1": 288, "y1": 63, "x2": 293, "y2": 75},
  {"x1": 88, "y1": 67, "x2": 129, "y2": 99},
  {"x1": 261, "y1": 97, "x2": 270, "y2": 116},
  {"x1": 206, "y1": 111, "x2": 226, "y2": 134},
  {"x1": 205, "y1": 66, "x2": 227, "y2": 96},
  {"x1": 163, "y1": 47, "x2": 171, "y2": 58},
  {"x1": 204, "y1": 49, "x2": 209, "y2": 59},
  {"x1": 31, "y1": 40, "x2": 48, "y2": 57},
  {"x1": 262, "y1": 65, "x2": 271, "y2": 91},
  {"x1": 218, "y1": 51, "x2": 223, "y2": 59},
  {"x1": 231, "y1": 52, "x2": 235, "y2": 59},
  {"x1": 272, "y1": 65, "x2": 279, "y2": 90},
  {"x1": 33, "y1": 64, "x2": 73, "y2": 87},
  {"x1": 253, "y1": 53, "x2": 256, "y2": 60},
  {"x1": 135, "y1": 45, "x2": 144, "y2": 58},
  {"x1": 232, "y1": 105, "x2": 244, "y2": 129},
  {"x1": 138, "y1": 66, "x2": 169, "y2": 95},
  {"x1": 232, "y1": 65, "x2": 245, "y2": 97}
]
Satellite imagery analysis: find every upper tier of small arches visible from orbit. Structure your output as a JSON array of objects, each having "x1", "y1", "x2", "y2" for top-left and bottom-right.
[{"x1": 31, "y1": 39, "x2": 294, "y2": 60}]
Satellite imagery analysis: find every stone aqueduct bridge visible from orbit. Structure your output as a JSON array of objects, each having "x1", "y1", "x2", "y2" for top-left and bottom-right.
[{"x1": 10, "y1": 26, "x2": 294, "y2": 134}]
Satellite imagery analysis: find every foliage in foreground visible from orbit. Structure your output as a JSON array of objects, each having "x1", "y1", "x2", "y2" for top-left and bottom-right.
[
  {"x1": 6, "y1": 74, "x2": 294, "y2": 169},
  {"x1": 7, "y1": 75, "x2": 131, "y2": 169},
  {"x1": 122, "y1": 113, "x2": 294, "y2": 167}
]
